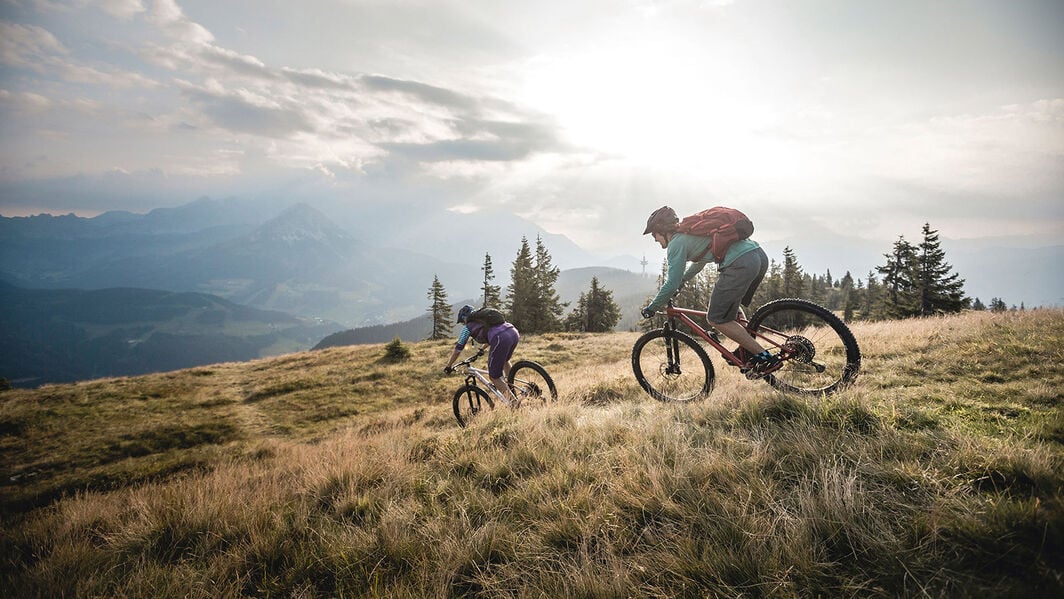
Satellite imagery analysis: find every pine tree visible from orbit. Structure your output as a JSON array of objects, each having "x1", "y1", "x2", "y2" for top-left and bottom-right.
[
  {"x1": 990, "y1": 297, "x2": 1008, "y2": 312},
  {"x1": 781, "y1": 247, "x2": 805, "y2": 298},
  {"x1": 840, "y1": 271, "x2": 856, "y2": 322},
  {"x1": 972, "y1": 297, "x2": 986, "y2": 311},
  {"x1": 426, "y1": 275, "x2": 452, "y2": 340},
  {"x1": 480, "y1": 252, "x2": 501, "y2": 308},
  {"x1": 505, "y1": 237, "x2": 537, "y2": 332},
  {"x1": 914, "y1": 223, "x2": 968, "y2": 315},
  {"x1": 565, "y1": 276, "x2": 621, "y2": 332},
  {"x1": 527, "y1": 235, "x2": 567, "y2": 334},
  {"x1": 877, "y1": 236, "x2": 919, "y2": 318},
  {"x1": 863, "y1": 271, "x2": 882, "y2": 320}
]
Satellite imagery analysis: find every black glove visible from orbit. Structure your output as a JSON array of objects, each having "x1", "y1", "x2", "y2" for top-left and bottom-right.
[
  {"x1": 641, "y1": 307, "x2": 655, "y2": 319},
  {"x1": 443, "y1": 366, "x2": 454, "y2": 374}
]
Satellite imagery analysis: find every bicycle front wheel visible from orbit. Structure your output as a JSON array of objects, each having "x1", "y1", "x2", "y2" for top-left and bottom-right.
[
  {"x1": 747, "y1": 298, "x2": 861, "y2": 395},
  {"x1": 632, "y1": 328, "x2": 715, "y2": 402},
  {"x1": 453, "y1": 385, "x2": 494, "y2": 427},
  {"x1": 508, "y1": 360, "x2": 557, "y2": 404}
]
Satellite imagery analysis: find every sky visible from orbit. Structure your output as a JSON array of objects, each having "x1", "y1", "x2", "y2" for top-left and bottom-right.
[{"x1": 0, "y1": 0, "x2": 1062, "y2": 258}]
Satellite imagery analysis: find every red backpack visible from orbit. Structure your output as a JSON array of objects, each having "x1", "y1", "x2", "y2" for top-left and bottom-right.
[{"x1": 676, "y1": 207, "x2": 754, "y2": 263}]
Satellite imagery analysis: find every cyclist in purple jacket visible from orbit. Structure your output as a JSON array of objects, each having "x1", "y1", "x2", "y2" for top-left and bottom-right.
[{"x1": 444, "y1": 305, "x2": 521, "y2": 401}]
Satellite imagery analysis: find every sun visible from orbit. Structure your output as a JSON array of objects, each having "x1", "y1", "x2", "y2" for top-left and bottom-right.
[{"x1": 520, "y1": 39, "x2": 788, "y2": 178}]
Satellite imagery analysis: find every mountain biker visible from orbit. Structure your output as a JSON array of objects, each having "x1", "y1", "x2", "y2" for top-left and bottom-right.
[
  {"x1": 640, "y1": 206, "x2": 781, "y2": 374},
  {"x1": 444, "y1": 305, "x2": 521, "y2": 401}
]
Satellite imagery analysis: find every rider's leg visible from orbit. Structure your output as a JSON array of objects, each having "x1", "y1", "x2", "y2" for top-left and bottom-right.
[
  {"x1": 708, "y1": 247, "x2": 770, "y2": 356},
  {"x1": 488, "y1": 325, "x2": 521, "y2": 404}
]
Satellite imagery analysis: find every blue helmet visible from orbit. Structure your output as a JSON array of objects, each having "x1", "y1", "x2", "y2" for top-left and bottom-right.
[{"x1": 456, "y1": 304, "x2": 474, "y2": 324}]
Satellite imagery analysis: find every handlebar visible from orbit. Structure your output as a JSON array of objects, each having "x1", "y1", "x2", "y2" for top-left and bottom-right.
[{"x1": 455, "y1": 345, "x2": 486, "y2": 368}]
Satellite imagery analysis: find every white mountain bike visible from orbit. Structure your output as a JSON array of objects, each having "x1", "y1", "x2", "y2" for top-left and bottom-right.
[{"x1": 448, "y1": 345, "x2": 557, "y2": 427}]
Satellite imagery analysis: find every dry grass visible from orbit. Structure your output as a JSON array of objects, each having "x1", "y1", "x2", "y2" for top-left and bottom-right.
[{"x1": 1, "y1": 309, "x2": 1062, "y2": 598}]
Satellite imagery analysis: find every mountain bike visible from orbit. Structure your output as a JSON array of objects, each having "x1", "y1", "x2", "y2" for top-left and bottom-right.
[
  {"x1": 632, "y1": 297, "x2": 860, "y2": 402},
  {"x1": 449, "y1": 345, "x2": 558, "y2": 427}
]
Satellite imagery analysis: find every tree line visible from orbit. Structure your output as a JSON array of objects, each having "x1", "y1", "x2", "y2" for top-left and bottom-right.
[
  {"x1": 668, "y1": 222, "x2": 1026, "y2": 323},
  {"x1": 427, "y1": 221, "x2": 1014, "y2": 341},
  {"x1": 426, "y1": 236, "x2": 622, "y2": 340}
]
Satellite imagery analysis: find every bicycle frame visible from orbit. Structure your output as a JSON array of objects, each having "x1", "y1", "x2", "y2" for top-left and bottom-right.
[
  {"x1": 661, "y1": 301, "x2": 788, "y2": 367},
  {"x1": 455, "y1": 348, "x2": 517, "y2": 407}
]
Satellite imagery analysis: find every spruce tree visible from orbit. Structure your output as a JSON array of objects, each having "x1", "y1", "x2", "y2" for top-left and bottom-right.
[
  {"x1": 566, "y1": 276, "x2": 621, "y2": 332},
  {"x1": 914, "y1": 223, "x2": 968, "y2": 315},
  {"x1": 505, "y1": 237, "x2": 536, "y2": 332},
  {"x1": 426, "y1": 275, "x2": 452, "y2": 340},
  {"x1": 529, "y1": 235, "x2": 567, "y2": 333},
  {"x1": 480, "y1": 252, "x2": 501, "y2": 308},
  {"x1": 781, "y1": 247, "x2": 805, "y2": 298},
  {"x1": 877, "y1": 236, "x2": 919, "y2": 318}
]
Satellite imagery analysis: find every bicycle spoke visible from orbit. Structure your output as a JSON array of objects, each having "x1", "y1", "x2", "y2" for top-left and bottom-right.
[
  {"x1": 749, "y1": 299, "x2": 860, "y2": 395},
  {"x1": 632, "y1": 329, "x2": 714, "y2": 402}
]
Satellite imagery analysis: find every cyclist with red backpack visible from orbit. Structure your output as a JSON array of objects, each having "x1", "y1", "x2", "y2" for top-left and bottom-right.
[
  {"x1": 444, "y1": 305, "x2": 521, "y2": 401},
  {"x1": 640, "y1": 206, "x2": 781, "y2": 375}
]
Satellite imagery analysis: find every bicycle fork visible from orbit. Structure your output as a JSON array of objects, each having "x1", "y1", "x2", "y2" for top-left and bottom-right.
[{"x1": 664, "y1": 321, "x2": 682, "y2": 375}]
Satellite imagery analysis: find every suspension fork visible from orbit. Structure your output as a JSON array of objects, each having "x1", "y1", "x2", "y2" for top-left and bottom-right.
[{"x1": 664, "y1": 319, "x2": 682, "y2": 375}]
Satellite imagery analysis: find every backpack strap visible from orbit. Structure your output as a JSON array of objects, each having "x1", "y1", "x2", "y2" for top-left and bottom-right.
[{"x1": 691, "y1": 231, "x2": 718, "y2": 263}]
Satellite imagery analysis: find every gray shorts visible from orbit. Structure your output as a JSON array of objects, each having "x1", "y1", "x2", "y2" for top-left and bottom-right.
[{"x1": 707, "y1": 247, "x2": 768, "y2": 323}]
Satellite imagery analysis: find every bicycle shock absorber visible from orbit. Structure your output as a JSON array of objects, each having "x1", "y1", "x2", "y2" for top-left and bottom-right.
[{"x1": 664, "y1": 319, "x2": 682, "y2": 375}]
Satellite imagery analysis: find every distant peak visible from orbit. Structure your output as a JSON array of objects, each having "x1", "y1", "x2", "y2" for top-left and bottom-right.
[{"x1": 249, "y1": 203, "x2": 354, "y2": 245}]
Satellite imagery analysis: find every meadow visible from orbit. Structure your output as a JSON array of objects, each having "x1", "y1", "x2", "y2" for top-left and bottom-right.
[{"x1": 1, "y1": 309, "x2": 1061, "y2": 598}]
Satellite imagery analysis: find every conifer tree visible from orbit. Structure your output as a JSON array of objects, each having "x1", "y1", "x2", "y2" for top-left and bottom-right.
[
  {"x1": 781, "y1": 247, "x2": 805, "y2": 298},
  {"x1": 528, "y1": 235, "x2": 567, "y2": 333},
  {"x1": 839, "y1": 271, "x2": 856, "y2": 322},
  {"x1": 863, "y1": 271, "x2": 881, "y2": 320},
  {"x1": 914, "y1": 223, "x2": 968, "y2": 315},
  {"x1": 426, "y1": 275, "x2": 452, "y2": 340},
  {"x1": 480, "y1": 252, "x2": 501, "y2": 308},
  {"x1": 565, "y1": 276, "x2": 622, "y2": 332},
  {"x1": 877, "y1": 236, "x2": 919, "y2": 318},
  {"x1": 506, "y1": 237, "x2": 536, "y2": 331},
  {"x1": 972, "y1": 297, "x2": 986, "y2": 311}
]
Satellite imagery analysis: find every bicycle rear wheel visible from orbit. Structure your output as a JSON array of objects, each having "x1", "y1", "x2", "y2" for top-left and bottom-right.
[
  {"x1": 747, "y1": 298, "x2": 861, "y2": 395},
  {"x1": 508, "y1": 360, "x2": 557, "y2": 404},
  {"x1": 631, "y1": 328, "x2": 715, "y2": 402},
  {"x1": 453, "y1": 385, "x2": 494, "y2": 427}
]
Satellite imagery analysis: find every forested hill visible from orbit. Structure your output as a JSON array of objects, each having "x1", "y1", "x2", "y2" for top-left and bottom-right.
[{"x1": 0, "y1": 285, "x2": 338, "y2": 387}]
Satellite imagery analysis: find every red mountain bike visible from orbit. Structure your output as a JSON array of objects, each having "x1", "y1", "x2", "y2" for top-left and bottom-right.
[{"x1": 632, "y1": 297, "x2": 861, "y2": 402}]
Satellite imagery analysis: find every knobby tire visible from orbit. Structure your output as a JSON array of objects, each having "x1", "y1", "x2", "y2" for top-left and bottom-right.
[
  {"x1": 747, "y1": 298, "x2": 861, "y2": 395},
  {"x1": 631, "y1": 328, "x2": 715, "y2": 402},
  {"x1": 453, "y1": 385, "x2": 494, "y2": 428},
  {"x1": 508, "y1": 360, "x2": 558, "y2": 404}
]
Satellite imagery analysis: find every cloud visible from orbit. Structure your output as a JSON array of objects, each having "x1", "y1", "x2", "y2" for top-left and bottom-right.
[
  {"x1": 177, "y1": 81, "x2": 314, "y2": 137},
  {"x1": 0, "y1": 22, "x2": 67, "y2": 70},
  {"x1": 146, "y1": 0, "x2": 213, "y2": 44}
]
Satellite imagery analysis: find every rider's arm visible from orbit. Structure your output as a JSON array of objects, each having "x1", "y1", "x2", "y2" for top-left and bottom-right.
[
  {"x1": 444, "y1": 325, "x2": 471, "y2": 371},
  {"x1": 645, "y1": 240, "x2": 689, "y2": 312}
]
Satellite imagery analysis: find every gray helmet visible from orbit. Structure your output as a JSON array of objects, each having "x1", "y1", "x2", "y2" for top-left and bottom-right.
[
  {"x1": 457, "y1": 304, "x2": 474, "y2": 323},
  {"x1": 643, "y1": 206, "x2": 678, "y2": 235}
]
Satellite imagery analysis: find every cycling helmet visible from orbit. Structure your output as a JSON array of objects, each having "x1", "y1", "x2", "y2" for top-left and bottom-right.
[
  {"x1": 456, "y1": 304, "x2": 474, "y2": 324},
  {"x1": 643, "y1": 205, "x2": 679, "y2": 235}
]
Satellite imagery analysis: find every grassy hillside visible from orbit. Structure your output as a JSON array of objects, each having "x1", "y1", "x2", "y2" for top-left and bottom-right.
[{"x1": 1, "y1": 309, "x2": 1061, "y2": 597}]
